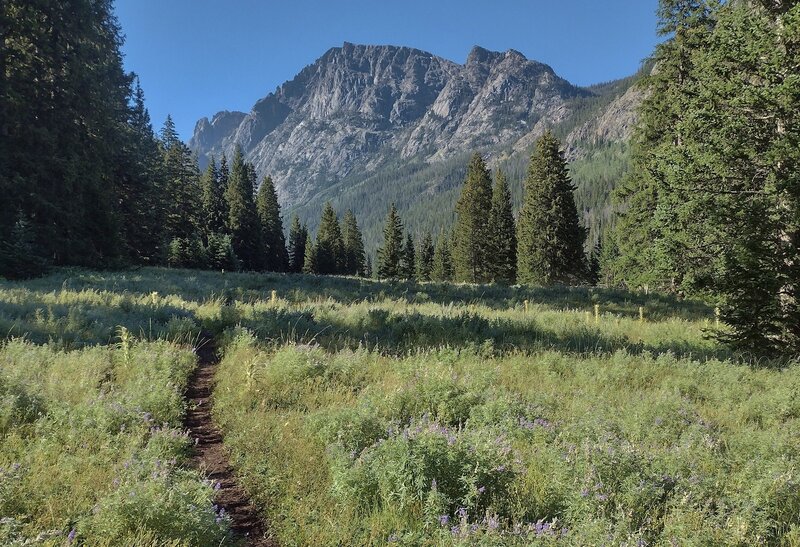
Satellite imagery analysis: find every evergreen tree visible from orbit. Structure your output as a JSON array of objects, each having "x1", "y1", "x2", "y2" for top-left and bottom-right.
[
  {"x1": 0, "y1": 215, "x2": 48, "y2": 280},
  {"x1": 432, "y1": 232, "x2": 454, "y2": 282},
  {"x1": 377, "y1": 204, "x2": 404, "y2": 279},
  {"x1": 256, "y1": 176, "x2": 288, "y2": 272},
  {"x1": 417, "y1": 232, "x2": 435, "y2": 281},
  {"x1": 200, "y1": 157, "x2": 227, "y2": 238},
  {"x1": 225, "y1": 146, "x2": 262, "y2": 270},
  {"x1": 364, "y1": 256, "x2": 373, "y2": 279},
  {"x1": 287, "y1": 215, "x2": 307, "y2": 274},
  {"x1": 341, "y1": 210, "x2": 366, "y2": 276},
  {"x1": 302, "y1": 233, "x2": 318, "y2": 274},
  {"x1": 315, "y1": 202, "x2": 343, "y2": 275},
  {"x1": 116, "y1": 78, "x2": 165, "y2": 263},
  {"x1": 2, "y1": 0, "x2": 142, "y2": 268},
  {"x1": 161, "y1": 115, "x2": 202, "y2": 244},
  {"x1": 611, "y1": 0, "x2": 718, "y2": 291},
  {"x1": 204, "y1": 232, "x2": 239, "y2": 271},
  {"x1": 218, "y1": 154, "x2": 230, "y2": 229},
  {"x1": 488, "y1": 169, "x2": 517, "y2": 284},
  {"x1": 401, "y1": 233, "x2": 416, "y2": 280},
  {"x1": 517, "y1": 131, "x2": 587, "y2": 285},
  {"x1": 453, "y1": 153, "x2": 494, "y2": 283}
]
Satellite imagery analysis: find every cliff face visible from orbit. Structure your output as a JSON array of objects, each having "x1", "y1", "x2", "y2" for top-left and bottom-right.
[{"x1": 189, "y1": 43, "x2": 615, "y2": 205}]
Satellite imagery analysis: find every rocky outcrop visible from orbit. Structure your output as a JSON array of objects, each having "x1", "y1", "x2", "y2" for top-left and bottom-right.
[{"x1": 189, "y1": 43, "x2": 601, "y2": 206}]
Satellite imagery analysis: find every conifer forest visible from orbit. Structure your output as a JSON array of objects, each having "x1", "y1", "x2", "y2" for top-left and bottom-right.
[{"x1": 0, "y1": 1, "x2": 799, "y2": 545}]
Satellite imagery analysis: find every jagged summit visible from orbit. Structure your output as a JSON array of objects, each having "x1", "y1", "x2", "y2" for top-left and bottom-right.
[{"x1": 189, "y1": 43, "x2": 594, "y2": 205}]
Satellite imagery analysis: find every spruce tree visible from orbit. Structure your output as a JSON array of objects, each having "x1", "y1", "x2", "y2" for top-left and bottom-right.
[
  {"x1": 160, "y1": 115, "x2": 202, "y2": 244},
  {"x1": 200, "y1": 157, "x2": 227, "y2": 238},
  {"x1": 401, "y1": 233, "x2": 416, "y2": 280},
  {"x1": 417, "y1": 232, "x2": 435, "y2": 281},
  {"x1": 302, "y1": 233, "x2": 318, "y2": 274},
  {"x1": 287, "y1": 215, "x2": 307, "y2": 273},
  {"x1": 432, "y1": 232, "x2": 454, "y2": 282},
  {"x1": 488, "y1": 169, "x2": 517, "y2": 284},
  {"x1": 517, "y1": 131, "x2": 587, "y2": 285},
  {"x1": 225, "y1": 146, "x2": 262, "y2": 270},
  {"x1": 341, "y1": 210, "x2": 366, "y2": 276},
  {"x1": 315, "y1": 202, "x2": 343, "y2": 275},
  {"x1": 256, "y1": 176, "x2": 288, "y2": 272},
  {"x1": 377, "y1": 204, "x2": 404, "y2": 279},
  {"x1": 453, "y1": 153, "x2": 494, "y2": 283},
  {"x1": 218, "y1": 154, "x2": 230, "y2": 229}
]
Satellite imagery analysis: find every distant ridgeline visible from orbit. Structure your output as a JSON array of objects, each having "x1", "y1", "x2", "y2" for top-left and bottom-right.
[{"x1": 1, "y1": 0, "x2": 797, "y2": 357}]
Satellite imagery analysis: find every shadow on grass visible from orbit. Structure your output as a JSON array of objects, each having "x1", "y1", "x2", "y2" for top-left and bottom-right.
[{"x1": 7, "y1": 267, "x2": 714, "y2": 321}]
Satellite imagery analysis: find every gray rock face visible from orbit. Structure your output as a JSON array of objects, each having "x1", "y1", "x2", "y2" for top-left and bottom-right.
[{"x1": 189, "y1": 43, "x2": 594, "y2": 206}]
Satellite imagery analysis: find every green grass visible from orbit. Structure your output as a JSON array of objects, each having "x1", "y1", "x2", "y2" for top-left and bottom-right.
[
  {"x1": 0, "y1": 339, "x2": 231, "y2": 546},
  {"x1": 1, "y1": 267, "x2": 796, "y2": 545}
]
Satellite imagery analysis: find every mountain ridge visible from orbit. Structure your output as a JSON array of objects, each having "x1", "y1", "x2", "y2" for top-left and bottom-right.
[{"x1": 189, "y1": 42, "x2": 642, "y2": 254}]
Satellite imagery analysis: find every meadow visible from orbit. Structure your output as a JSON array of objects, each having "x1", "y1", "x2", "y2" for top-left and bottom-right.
[{"x1": 1, "y1": 267, "x2": 798, "y2": 545}]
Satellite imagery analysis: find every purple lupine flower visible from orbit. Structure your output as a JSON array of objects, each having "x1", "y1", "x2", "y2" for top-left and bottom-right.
[
  {"x1": 457, "y1": 507, "x2": 467, "y2": 520},
  {"x1": 67, "y1": 529, "x2": 76, "y2": 543},
  {"x1": 580, "y1": 488, "x2": 589, "y2": 497},
  {"x1": 477, "y1": 486, "x2": 486, "y2": 494},
  {"x1": 439, "y1": 515, "x2": 450, "y2": 526},
  {"x1": 487, "y1": 515, "x2": 500, "y2": 531}
]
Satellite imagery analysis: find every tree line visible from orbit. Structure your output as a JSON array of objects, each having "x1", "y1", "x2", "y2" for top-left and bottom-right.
[
  {"x1": 373, "y1": 131, "x2": 591, "y2": 286},
  {"x1": 602, "y1": 0, "x2": 799, "y2": 357}
]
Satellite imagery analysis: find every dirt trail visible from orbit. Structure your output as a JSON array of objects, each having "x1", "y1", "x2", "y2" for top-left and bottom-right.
[{"x1": 185, "y1": 333, "x2": 276, "y2": 546}]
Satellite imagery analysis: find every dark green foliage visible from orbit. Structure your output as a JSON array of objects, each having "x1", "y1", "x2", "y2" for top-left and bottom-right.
[
  {"x1": 377, "y1": 204, "x2": 404, "y2": 279},
  {"x1": 0, "y1": 216, "x2": 48, "y2": 280},
  {"x1": 225, "y1": 146, "x2": 262, "y2": 271},
  {"x1": 200, "y1": 158, "x2": 227, "y2": 238},
  {"x1": 0, "y1": 0, "x2": 145, "y2": 268},
  {"x1": 488, "y1": 169, "x2": 517, "y2": 284},
  {"x1": 432, "y1": 232, "x2": 454, "y2": 282},
  {"x1": 161, "y1": 116, "x2": 201, "y2": 242},
  {"x1": 302, "y1": 233, "x2": 318, "y2": 274},
  {"x1": 612, "y1": 0, "x2": 799, "y2": 356},
  {"x1": 314, "y1": 203, "x2": 344, "y2": 275},
  {"x1": 517, "y1": 132, "x2": 587, "y2": 285},
  {"x1": 364, "y1": 256, "x2": 373, "y2": 279},
  {"x1": 453, "y1": 153, "x2": 494, "y2": 283},
  {"x1": 256, "y1": 176, "x2": 288, "y2": 272},
  {"x1": 204, "y1": 233, "x2": 239, "y2": 271},
  {"x1": 287, "y1": 215, "x2": 308, "y2": 274},
  {"x1": 167, "y1": 237, "x2": 206, "y2": 269},
  {"x1": 341, "y1": 210, "x2": 366, "y2": 276},
  {"x1": 116, "y1": 79, "x2": 165, "y2": 263},
  {"x1": 401, "y1": 233, "x2": 416, "y2": 280},
  {"x1": 416, "y1": 232, "x2": 435, "y2": 282}
]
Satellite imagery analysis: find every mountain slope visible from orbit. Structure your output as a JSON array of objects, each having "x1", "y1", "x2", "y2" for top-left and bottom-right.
[{"x1": 190, "y1": 43, "x2": 643, "y2": 254}]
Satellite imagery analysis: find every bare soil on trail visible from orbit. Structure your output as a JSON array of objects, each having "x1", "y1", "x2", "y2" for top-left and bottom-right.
[{"x1": 185, "y1": 334, "x2": 276, "y2": 546}]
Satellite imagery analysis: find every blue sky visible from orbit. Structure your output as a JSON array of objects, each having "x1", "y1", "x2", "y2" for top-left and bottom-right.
[{"x1": 115, "y1": 0, "x2": 659, "y2": 141}]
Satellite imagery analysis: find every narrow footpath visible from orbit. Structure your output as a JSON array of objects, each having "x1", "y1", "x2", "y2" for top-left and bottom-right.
[{"x1": 185, "y1": 333, "x2": 276, "y2": 546}]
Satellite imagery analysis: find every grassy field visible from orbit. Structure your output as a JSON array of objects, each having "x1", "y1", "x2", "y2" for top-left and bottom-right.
[{"x1": 1, "y1": 268, "x2": 798, "y2": 545}]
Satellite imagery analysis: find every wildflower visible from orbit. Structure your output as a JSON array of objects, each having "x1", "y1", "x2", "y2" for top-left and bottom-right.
[
  {"x1": 487, "y1": 515, "x2": 500, "y2": 531},
  {"x1": 580, "y1": 488, "x2": 589, "y2": 497},
  {"x1": 457, "y1": 507, "x2": 467, "y2": 520},
  {"x1": 67, "y1": 529, "x2": 76, "y2": 543},
  {"x1": 477, "y1": 486, "x2": 486, "y2": 494},
  {"x1": 439, "y1": 515, "x2": 449, "y2": 526}
]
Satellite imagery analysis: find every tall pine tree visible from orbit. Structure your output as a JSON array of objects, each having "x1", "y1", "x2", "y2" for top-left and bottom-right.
[
  {"x1": 377, "y1": 204, "x2": 404, "y2": 279},
  {"x1": 453, "y1": 153, "x2": 494, "y2": 283},
  {"x1": 315, "y1": 202, "x2": 343, "y2": 275},
  {"x1": 517, "y1": 131, "x2": 587, "y2": 285},
  {"x1": 225, "y1": 146, "x2": 262, "y2": 270},
  {"x1": 287, "y1": 214, "x2": 307, "y2": 274},
  {"x1": 256, "y1": 176, "x2": 288, "y2": 272},
  {"x1": 401, "y1": 233, "x2": 416, "y2": 280},
  {"x1": 488, "y1": 169, "x2": 517, "y2": 284},
  {"x1": 200, "y1": 157, "x2": 227, "y2": 238},
  {"x1": 417, "y1": 232, "x2": 435, "y2": 281},
  {"x1": 341, "y1": 210, "x2": 366, "y2": 276}
]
